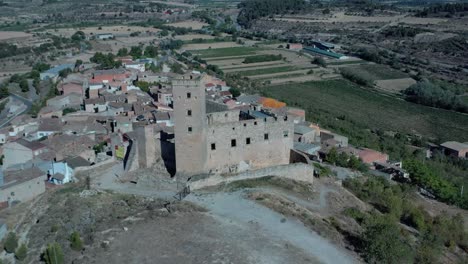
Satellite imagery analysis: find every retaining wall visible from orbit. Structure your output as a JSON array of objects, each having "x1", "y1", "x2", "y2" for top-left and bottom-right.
[{"x1": 189, "y1": 163, "x2": 314, "y2": 190}]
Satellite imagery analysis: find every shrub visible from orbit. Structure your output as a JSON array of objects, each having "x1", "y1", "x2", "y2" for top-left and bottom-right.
[
  {"x1": 43, "y1": 243, "x2": 64, "y2": 264},
  {"x1": 15, "y1": 243, "x2": 27, "y2": 261},
  {"x1": 70, "y1": 231, "x2": 83, "y2": 251},
  {"x1": 4, "y1": 232, "x2": 18, "y2": 253},
  {"x1": 243, "y1": 54, "x2": 282, "y2": 64},
  {"x1": 312, "y1": 57, "x2": 327, "y2": 67},
  {"x1": 340, "y1": 68, "x2": 374, "y2": 87}
]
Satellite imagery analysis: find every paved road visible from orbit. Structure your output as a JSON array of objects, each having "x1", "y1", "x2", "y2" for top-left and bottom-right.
[{"x1": 0, "y1": 93, "x2": 33, "y2": 129}]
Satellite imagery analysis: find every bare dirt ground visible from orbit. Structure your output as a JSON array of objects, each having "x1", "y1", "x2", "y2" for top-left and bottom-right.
[
  {"x1": 0, "y1": 31, "x2": 31, "y2": 41},
  {"x1": 268, "y1": 74, "x2": 339, "y2": 84},
  {"x1": 222, "y1": 61, "x2": 288, "y2": 71},
  {"x1": 175, "y1": 34, "x2": 215, "y2": 41},
  {"x1": 183, "y1": 42, "x2": 242, "y2": 50},
  {"x1": 167, "y1": 20, "x2": 208, "y2": 30},
  {"x1": 248, "y1": 69, "x2": 310, "y2": 80},
  {"x1": 375, "y1": 78, "x2": 416, "y2": 94},
  {"x1": 1, "y1": 162, "x2": 364, "y2": 264}
]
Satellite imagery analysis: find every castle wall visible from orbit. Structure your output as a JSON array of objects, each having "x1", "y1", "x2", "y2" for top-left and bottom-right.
[{"x1": 205, "y1": 116, "x2": 293, "y2": 174}]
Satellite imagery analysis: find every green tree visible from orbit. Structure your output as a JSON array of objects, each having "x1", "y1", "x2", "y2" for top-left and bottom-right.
[
  {"x1": 117, "y1": 48, "x2": 128, "y2": 57},
  {"x1": 75, "y1": 59, "x2": 83, "y2": 68},
  {"x1": 135, "y1": 81, "x2": 150, "y2": 93},
  {"x1": 58, "y1": 68, "x2": 72, "y2": 78},
  {"x1": 160, "y1": 29, "x2": 169, "y2": 37},
  {"x1": 43, "y1": 243, "x2": 64, "y2": 264},
  {"x1": 69, "y1": 231, "x2": 83, "y2": 251},
  {"x1": 363, "y1": 216, "x2": 414, "y2": 264},
  {"x1": 19, "y1": 78, "x2": 29, "y2": 92},
  {"x1": 326, "y1": 147, "x2": 338, "y2": 165},
  {"x1": 229, "y1": 87, "x2": 241, "y2": 98},
  {"x1": 4, "y1": 232, "x2": 18, "y2": 253},
  {"x1": 15, "y1": 243, "x2": 27, "y2": 261},
  {"x1": 144, "y1": 45, "x2": 158, "y2": 58},
  {"x1": 171, "y1": 62, "x2": 184, "y2": 74},
  {"x1": 0, "y1": 85, "x2": 9, "y2": 99},
  {"x1": 348, "y1": 155, "x2": 361, "y2": 170},
  {"x1": 129, "y1": 46, "x2": 143, "y2": 59}
]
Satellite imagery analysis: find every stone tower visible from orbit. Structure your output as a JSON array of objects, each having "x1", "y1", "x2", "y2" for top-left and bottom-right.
[{"x1": 172, "y1": 74, "x2": 207, "y2": 176}]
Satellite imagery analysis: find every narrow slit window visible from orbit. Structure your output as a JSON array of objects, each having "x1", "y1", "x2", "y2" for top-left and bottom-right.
[
  {"x1": 187, "y1": 92, "x2": 191, "y2": 99},
  {"x1": 264, "y1": 133, "x2": 269, "y2": 141},
  {"x1": 231, "y1": 139, "x2": 236, "y2": 147},
  {"x1": 246, "y1": 138, "x2": 251, "y2": 145},
  {"x1": 211, "y1": 143, "x2": 216, "y2": 150},
  {"x1": 187, "y1": 110, "x2": 192, "y2": 116},
  {"x1": 188, "y1": 127, "x2": 192, "y2": 133}
]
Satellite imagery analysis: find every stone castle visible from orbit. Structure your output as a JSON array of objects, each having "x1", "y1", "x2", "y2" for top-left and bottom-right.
[{"x1": 173, "y1": 74, "x2": 294, "y2": 176}]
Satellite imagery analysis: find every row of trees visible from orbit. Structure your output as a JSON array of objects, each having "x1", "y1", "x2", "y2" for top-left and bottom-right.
[
  {"x1": 416, "y1": 3, "x2": 468, "y2": 17},
  {"x1": 340, "y1": 68, "x2": 374, "y2": 87},
  {"x1": 403, "y1": 79, "x2": 468, "y2": 113},
  {"x1": 237, "y1": 0, "x2": 307, "y2": 28},
  {"x1": 243, "y1": 54, "x2": 283, "y2": 64},
  {"x1": 116, "y1": 45, "x2": 159, "y2": 59}
]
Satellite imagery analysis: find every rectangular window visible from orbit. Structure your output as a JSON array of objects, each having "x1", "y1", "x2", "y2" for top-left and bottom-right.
[
  {"x1": 188, "y1": 127, "x2": 192, "y2": 133},
  {"x1": 231, "y1": 139, "x2": 236, "y2": 147},
  {"x1": 187, "y1": 110, "x2": 192, "y2": 116},
  {"x1": 264, "y1": 133, "x2": 269, "y2": 141},
  {"x1": 246, "y1": 138, "x2": 251, "y2": 145},
  {"x1": 283, "y1": 131, "x2": 289, "y2": 138},
  {"x1": 211, "y1": 143, "x2": 216, "y2": 150},
  {"x1": 187, "y1": 92, "x2": 191, "y2": 99}
]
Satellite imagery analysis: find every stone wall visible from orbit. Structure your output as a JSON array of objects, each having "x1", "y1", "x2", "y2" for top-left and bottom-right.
[
  {"x1": 189, "y1": 163, "x2": 314, "y2": 190},
  {"x1": 205, "y1": 116, "x2": 293, "y2": 174}
]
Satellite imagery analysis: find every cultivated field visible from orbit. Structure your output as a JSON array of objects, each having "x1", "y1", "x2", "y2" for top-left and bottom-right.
[
  {"x1": 174, "y1": 34, "x2": 216, "y2": 41},
  {"x1": 0, "y1": 31, "x2": 31, "y2": 41},
  {"x1": 167, "y1": 20, "x2": 208, "y2": 30},
  {"x1": 262, "y1": 79, "x2": 468, "y2": 142},
  {"x1": 183, "y1": 41, "x2": 242, "y2": 50},
  {"x1": 376, "y1": 78, "x2": 416, "y2": 94}
]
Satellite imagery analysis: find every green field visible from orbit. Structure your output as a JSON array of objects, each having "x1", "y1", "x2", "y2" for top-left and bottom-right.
[
  {"x1": 233, "y1": 66, "x2": 298, "y2": 76},
  {"x1": 343, "y1": 64, "x2": 409, "y2": 80},
  {"x1": 262, "y1": 79, "x2": 468, "y2": 143},
  {"x1": 190, "y1": 47, "x2": 261, "y2": 58}
]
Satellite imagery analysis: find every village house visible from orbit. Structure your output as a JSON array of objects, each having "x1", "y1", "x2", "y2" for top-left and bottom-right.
[
  {"x1": 37, "y1": 106, "x2": 63, "y2": 119},
  {"x1": 46, "y1": 93, "x2": 82, "y2": 110},
  {"x1": 36, "y1": 118, "x2": 63, "y2": 139},
  {"x1": 8, "y1": 115, "x2": 38, "y2": 137},
  {"x1": 58, "y1": 81, "x2": 85, "y2": 97},
  {"x1": 43, "y1": 134, "x2": 96, "y2": 163},
  {"x1": 440, "y1": 141, "x2": 468, "y2": 159},
  {"x1": 48, "y1": 162, "x2": 74, "y2": 185},
  {"x1": 84, "y1": 98, "x2": 107, "y2": 113},
  {"x1": 2, "y1": 139, "x2": 48, "y2": 168},
  {"x1": 124, "y1": 62, "x2": 146, "y2": 72},
  {"x1": 0, "y1": 167, "x2": 46, "y2": 207},
  {"x1": 287, "y1": 43, "x2": 303, "y2": 50},
  {"x1": 320, "y1": 130, "x2": 348, "y2": 148},
  {"x1": 294, "y1": 124, "x2": 318, "y2": 144}
]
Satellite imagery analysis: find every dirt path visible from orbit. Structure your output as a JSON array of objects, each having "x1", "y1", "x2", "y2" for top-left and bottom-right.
[{"x1": 187, "y1": 191, "x2": 359, "y2": 264}]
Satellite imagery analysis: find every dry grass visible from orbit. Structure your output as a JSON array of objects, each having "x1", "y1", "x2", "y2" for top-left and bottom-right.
[
  {"x1": 183, "y1": 42, "x2": 242, "y2": 50},
  {"x1": 167, "y1": 20, "x2": 208, "y2": 30},
  {"x1": 0, "y1": 31, "x2": 31, "y2": 40},
  {"x1": 375, "y1": 78, "x2": 416, "y2": 94}
]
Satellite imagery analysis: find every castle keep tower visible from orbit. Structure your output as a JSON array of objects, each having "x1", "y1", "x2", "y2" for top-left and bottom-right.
[{"x1": 172, "y1": 74, "x2": 207, "y2": 176}]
